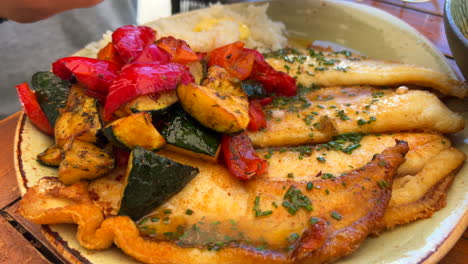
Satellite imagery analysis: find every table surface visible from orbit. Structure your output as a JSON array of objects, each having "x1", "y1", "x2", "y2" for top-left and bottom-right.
[{"x1": 0, "y1": 0, "x2": 467, "y2": 263}]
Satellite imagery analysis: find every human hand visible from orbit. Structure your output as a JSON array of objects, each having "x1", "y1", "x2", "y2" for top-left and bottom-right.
[{"x1": 0, "y1": 0, "x2": 104, "y2": 23}]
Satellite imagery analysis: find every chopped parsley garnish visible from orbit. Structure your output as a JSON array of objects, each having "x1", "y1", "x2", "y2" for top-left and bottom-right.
[
  {"x1": 336, "y1": 110, "x2": 350, "y2": 120},
  {"x1": 357, "y1": 119, "x2": 367, "y2": 126},
  {"x1": 331, "y1": 211, "x2": 342, "y2": 221},
  {"x1": 253, "y1": 196, "x2": 273, "y2": 217},
  {"x1": 372, "y1": 91, "x2": 385, "y2": 98},
  {"x1": 306, "y1": 182, "x2": 313, "y2": 190},
  {"x1": 185, "y1": 209, "x2": 194, "y2": 215},
  {"x1": 287, "y1": 173, "x2": 294, "y2": 178},
  {"x1": 288, "y1": 233, "x2": 300, "y2": 242},
  {"x1": 377, "y1": 180, "x2": 390, "y2": 189},
  {"x1": 309, "y1": 217, "x2": 319, "y2": 225},
  {"x1": 163, "y1": 209, "x2": 172, "y2": 214},
  {"x1": 321, "y1": 173, "x2": 336, "y2": 180},
  {"x1": 282, "y1": 185, "x2": 313, "y2": 215},
  {"x1": 315, "y1": 132, "x2": 364, "y2": 154},
  {"x1": 316, "y1": 156, "x2": 326, "y2": 163}
]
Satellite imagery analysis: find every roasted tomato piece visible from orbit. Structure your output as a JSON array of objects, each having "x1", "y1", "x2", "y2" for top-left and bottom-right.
[
  {"x1": 132, "y1": 44, "x2": 172, "y2": 64},
  {"x1": 112, "y1": 25, "x2": 156, "y2": 63},
  {"x1": 208, "y1": 41, "x2": 255, "y2": 80},
  {"x1": 103, "y1": 62, "x2": 194, "y2": 121},
  {"x1": 247, "y1": 99, "x2": 267, "y2": 132},
  {"x1": 16, "y1": 83, "x2": 54, "y2": 136},
  {"x1": 245, "y1": 48, "x2": 297, "y2": 96},
  {"x1": 221, "y1": 132, "x2": 268, "y2": 180},
  {"x1": 97, "y1": 42, "x2": 125, "y2": 68},
  {"x1": 156, "y1": 36, "x2": 199, "y2": 65},
  {"x1": 52, "y1": 57, "x2": 120, "y2": 94}
]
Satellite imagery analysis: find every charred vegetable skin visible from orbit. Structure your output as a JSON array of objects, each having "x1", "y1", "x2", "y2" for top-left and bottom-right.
[
  {"x1": 58, "y1": 139, "x2": 115, "y2": 185},
  {"x1": 54, "y1": 86, "x2": 102, "y2": 147},
  {"x1": 31, "y1": 72, "x2": 71, "y2": 127},
  {"x1": 103, "y1": 62, "x2": 194, "y2": 121},
  {"x1": 103, "y1": 112, "x2": 166, "y2": 151},
  {"x1": 221, "y1": 132, "x2": 268, "y2": 180},
  {"x1": 159, "y1": 106, "x2": 221, "y2": 161},
  {"x1": 124, "y1": 91, "x2": 179, "y2": 118},
  {"x1": 177, "y1": 65, "x2": 250, "y2": 133},
  {"x1": 36, "y1": 144, "x2": 62, "y2": 167},
  {"x1": 119, "y1": 146, "x2": 199, "y2": 220}
]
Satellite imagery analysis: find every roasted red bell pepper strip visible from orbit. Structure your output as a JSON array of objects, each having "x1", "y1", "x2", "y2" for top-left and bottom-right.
[
  {"x1": 156, "y1": 36, "x2": 199, "y2": 65},
  {"x1": 103, "y1": 62, "x2": 194, "y2": 121},
  {"x1": 97, "y1": 42, "x2": 125, "y2": 68},
  {"x1": 113, "y1": 147, "x2": 130, "y2": 168},
  {"x1": 245, "y1": 48, "x2": 297, "y2": 96},
  {"x1": 112, "y1": 25, "x2": 156, "y2": 63},
  {"x1": 208, "y1": 41, "x2": 255, "y2": 80},
  {"x1": 221, "y1": 132, "x2": 268, "y2": 181},
  {"x1": 16, "y1": 83, "x2": 54, "y2": 136},
  {"x1": 52, "y1": 57, "x2": 120, "y2": 94},
  {"x1": 132, "y1": 44, "x2": 172, "y2": 64},
  {"x1": 247, "y1": 99, "x2": 267, "y2": 132}
]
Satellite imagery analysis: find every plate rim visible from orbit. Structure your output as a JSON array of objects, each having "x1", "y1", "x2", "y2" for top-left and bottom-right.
[{"x1": 13, "y1": 0, "x2": 468, "y2": 263}]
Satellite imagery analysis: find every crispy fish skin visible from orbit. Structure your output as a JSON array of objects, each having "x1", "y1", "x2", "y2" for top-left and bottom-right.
[
  {"x1": 265, "y1": 48, "x2": 467, "y2": 98},
  {"x1": 383, "y1": 147, "x2": 466, "y2": 228},
  {"x1": 248, "y1": 87, "x2": 464, "y2": 148},
  {"x1": 19, "y1": 142, "x2": 409, "y2": 264}
]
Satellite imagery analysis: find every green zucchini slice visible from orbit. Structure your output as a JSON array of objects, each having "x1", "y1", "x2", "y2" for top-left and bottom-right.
[
  {"x1": 36, "y1": 144, "x2": 62, "y2": 167},
  {"x1": 128, "y1": 91, "x2": 178, "y2": 118},
  {"x1": 31, "y1": 72, "x2": 71, "y2": 127},
  {"x1": 103, "y1": 112, "x2": 166, "y2": 151},
  {"x1": 159, "y1": 106, "x2": 221, "y2": 162},
  {"x1": 119, "y1": 146, "x2": 199, "y2": 220}
]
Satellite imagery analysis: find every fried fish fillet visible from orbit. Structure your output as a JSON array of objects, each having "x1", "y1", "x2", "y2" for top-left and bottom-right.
[
  {"x1": 20, "y1": 142, "x2": 409, "y2": 264},
  {"x1": 265, "y1": 48, "x2": 467, "y2": 98},
  {"x1": 256, "y1": 133, "x2": 454, "y2": 181},
  {"x1": 248, "y1": 86, "x2": 464, "y2": 148},
  {"x1": 383, "y1": 147, "x2": 466, "y2": 229}
]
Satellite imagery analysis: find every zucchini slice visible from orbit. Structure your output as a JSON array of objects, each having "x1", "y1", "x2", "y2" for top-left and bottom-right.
[
  {"x1": 177, "y1": 65, "x2": 250, "y2": 134},
  {"x1": 31, "y1": 72, "x2": 71, "y2": 127},
  {"x1": 118, "y1": 146, "x2": 199, "y2": 220},
  {"x1": 159, "y1": 106, "x2": 221, "y2": 162},
  {"x1": 128, "y1": 91, "x2": 178, "y2": 118},
  {"x1": 36, "y1": 144, "x2": 63, "y2": 167},
  {"x1": 54, "y1": 85, "x2": 102, "y2": 147},
  {"x1": 103, "y1": 112, "x2": 166, "y2": 151},
  {"x1": 187, "y1": 60, "x2": 206, "y2": 85},
  {"x1": 58, "y1": 139, "x2": 115, "y2": 185}
]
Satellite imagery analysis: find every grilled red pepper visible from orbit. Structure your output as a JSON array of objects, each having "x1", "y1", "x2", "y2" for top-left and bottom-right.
[
  {"x1": 208, "y1": 41, "x2": 255, "y2": 80},
  {"x1": 247, "y1": 99, "x2": 267, "y2": 131},
  {"x1": 221, "y1": 132, "x2": 268, "y2": 180},
  {"x1": 112, "y1": 25, "x2": 156, "y2": 63},
  {"x1": 52, "y1": 57, "x2": 120, "y2": 94},
  {"x1": 113, "y1": 147, "x2": 130, "y2": 168},
  {"x1": 103, "y1": 62, "x2": 194, "y2": 121},
  {"x1": 245, "y1": 48, "x2": 297, "y2": 96},
  {"x1": 16, "y1": 83, "x2": 54, "y2": 136},
  {"x1": 132, "y1": 44, "x2": 172, "y2": 64},
  {"x1": 97, "y1": 42, "x2": 125, "y2": 68},
  {"x1": 156, "y1": 36, "x2": 199, "y2": 65}
]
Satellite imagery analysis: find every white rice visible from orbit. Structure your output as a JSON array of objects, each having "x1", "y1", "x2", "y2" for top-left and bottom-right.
[{"x1": 84, "y1": 3, "x2": 287, "y2": 57}]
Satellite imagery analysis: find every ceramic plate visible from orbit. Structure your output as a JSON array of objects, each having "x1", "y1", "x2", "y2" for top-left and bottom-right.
[{"x1": 15, "y1": 0, "x2": 467, "y2": 263}]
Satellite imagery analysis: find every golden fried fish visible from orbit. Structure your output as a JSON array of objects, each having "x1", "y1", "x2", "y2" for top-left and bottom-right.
[
  {"x1": 20, "y1": 142, "x2": 409, "y2": 264},
  {"x1": 248, "y1": 86, "x2": 464, "y2": 148},
  {"x1": 265, "y1": 47, "x2": 467, "y2": 98}
]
